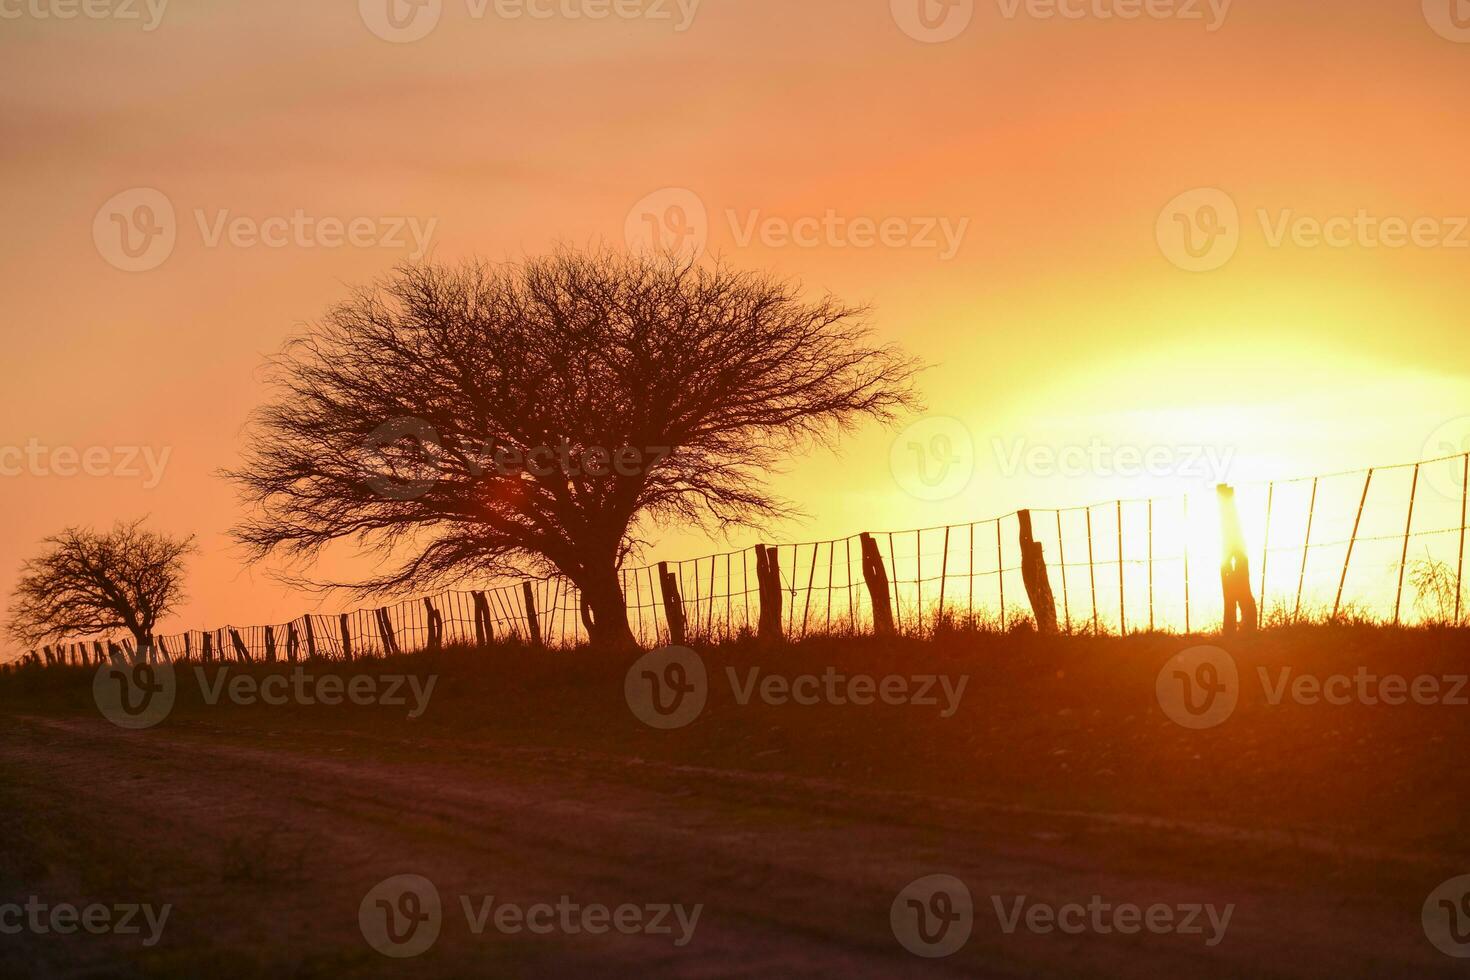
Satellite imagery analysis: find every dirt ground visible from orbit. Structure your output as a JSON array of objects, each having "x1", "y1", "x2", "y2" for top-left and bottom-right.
[{"x1": 1, "y1": 628, "x2": 1466, "y2": 978}]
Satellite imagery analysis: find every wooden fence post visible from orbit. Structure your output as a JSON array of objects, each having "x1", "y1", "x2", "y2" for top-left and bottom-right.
[
  {"x1": 423, "y1": 599, "x2": 444, "y2": 651},
  {"x1": 303, "y1": 617, "x2": 317, "y2": 659},
  {"x1": 339, "y1": 614, "x2": 353, "y2": 660},
  {"x1": 657, "y1": 562, "x2": 687, "y2": 645},
  {"x1": 473, "y1": 592, "x2": 494, "y2": 647},
  {"x1": 858, "y1": 534, "x2": 895, "y2": 636},
  {"x1": 754, "y1": 545, "x2": 785, "y2": 642},
  {"x1": 1017, "y1": 510, "x2": 1058, "y2": 634},
  {"x1": 201, "y1": 632, "x2": 213, "y2": 663},
  {"x1": 377, "y1": 608, "x2": 400, "y2": 656},
  {"x1": 1218, "y1": 484, "x2": 1258, "y2": 635},
  {"x1": 286, "y1": 623, "x2": 300, "y2": 663},
  {"x1": 230, "y1": 629, "x2": 252, "y2": 663},
  {"x1": 263, "y1": 627, "x2": 275, "y2": 663},
  {"x1": 521, "y1": 581, "x2": 543, "y2": 647}
]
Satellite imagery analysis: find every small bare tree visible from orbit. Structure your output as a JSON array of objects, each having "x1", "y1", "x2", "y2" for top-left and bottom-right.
[
  {"x1": 7, "y1": 519, "x2": 197, "y2": 655},
  {"x1": 229, "y1": 248, "x2": 920, "y2": 649}
]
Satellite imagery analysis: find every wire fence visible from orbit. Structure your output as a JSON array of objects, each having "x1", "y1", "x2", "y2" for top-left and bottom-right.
[{"x1": 19, "y1": 451, "x2": 1470, "y2": 667}]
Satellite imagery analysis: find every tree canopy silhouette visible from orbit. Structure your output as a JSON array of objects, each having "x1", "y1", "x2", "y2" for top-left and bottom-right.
[
  {"x1": 230, "y1": 249, "x2": 920, "y2": 649},
  {"x1": 7, "y1": 519, "x2": 196, "y2": 654}
]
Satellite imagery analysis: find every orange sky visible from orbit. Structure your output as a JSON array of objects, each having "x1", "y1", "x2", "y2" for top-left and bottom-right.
[{"x1": 3, "y1": 0, "x2": 1469, "y2": 651}]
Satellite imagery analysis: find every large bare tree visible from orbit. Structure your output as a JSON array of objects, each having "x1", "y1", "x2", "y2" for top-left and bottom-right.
[
  {"x1": 229, "y1": 249, "x2": 920, "y2": 649},
  {"x1": 7, "y1": 519, "x2": 196, "y2": 655}
]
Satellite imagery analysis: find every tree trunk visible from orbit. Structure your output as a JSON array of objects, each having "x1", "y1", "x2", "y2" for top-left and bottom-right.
[
  {"x1": 577, "y1": 564, "x2": 639, "y2": 651},
  {"x1": 128, "y1": 626, "x2": 152, "y2": 663}
]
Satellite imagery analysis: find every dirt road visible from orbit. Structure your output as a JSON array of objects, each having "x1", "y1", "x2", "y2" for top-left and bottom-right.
[{"x1": 0, "y1": 709, "x2": 1460, "y2": 978}]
